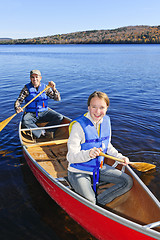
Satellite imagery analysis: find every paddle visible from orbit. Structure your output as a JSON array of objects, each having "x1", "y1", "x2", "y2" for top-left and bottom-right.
[
  {"x1": 0, "y1": 84, "x2": 51, "y2": 132},
  {"x1": 99, "y1": 152, "x2": 156, "y2": 172},
  {"x1": 22, "y1": 136, "x2": 155, "y2": 172}
]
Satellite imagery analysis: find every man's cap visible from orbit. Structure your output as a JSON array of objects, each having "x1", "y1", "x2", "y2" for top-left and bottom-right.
[{"x1": 30, "y1": 70, "x2": 41, "y2": 76}]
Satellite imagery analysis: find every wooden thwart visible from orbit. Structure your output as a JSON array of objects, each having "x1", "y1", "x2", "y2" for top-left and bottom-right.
[{"x1": 26, "y1": 138, "x2": 68, "y2": 148}]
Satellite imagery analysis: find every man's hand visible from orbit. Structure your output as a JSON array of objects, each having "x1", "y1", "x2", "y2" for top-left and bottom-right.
[
  {"x1": 16, "y1": 107, "x2": 23, "y2": 113},
  {"x1": 48, "y1": 81, "x2": 56, "y2": 91}
]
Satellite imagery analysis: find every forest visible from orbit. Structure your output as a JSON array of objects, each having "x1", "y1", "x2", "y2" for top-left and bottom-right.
[{"x1": 1, "y1": 25, "x2": 160, "y2": 44}]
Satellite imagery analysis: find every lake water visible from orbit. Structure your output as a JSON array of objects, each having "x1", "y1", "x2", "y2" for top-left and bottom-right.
[{"x1": 0, "y1": 44, "x2": 160, "y2": 240}]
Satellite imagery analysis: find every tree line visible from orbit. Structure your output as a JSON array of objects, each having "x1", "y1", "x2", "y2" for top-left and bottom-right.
[{"x1": 1, "y1": 25, "x2": 160, "y2": 44}]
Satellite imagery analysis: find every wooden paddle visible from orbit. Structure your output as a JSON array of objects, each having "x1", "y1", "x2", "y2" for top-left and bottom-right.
[
  {"x1": 24, "y1": 137, "x2": 156, "y2": 172},
  {"x1": 26, "y1": 139, "x2": 156, "y2": 172},
  {"x1": 99, "y1": 152, "x2": 156, "y2": 172},
  {"x1": 0, "y1": 84, "x2": 51, "y2": 132}
]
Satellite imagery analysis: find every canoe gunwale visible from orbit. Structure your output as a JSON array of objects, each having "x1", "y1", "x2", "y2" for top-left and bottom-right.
[
  {"x1": 125, "y1": 162, "x2": 160, "y2": 208},
  {"x1": 19, "y1": 121, "x2": 160, "y2": 240},
  {"x1": 20, "y1": 123, "x2": 70, "y2": 132}
]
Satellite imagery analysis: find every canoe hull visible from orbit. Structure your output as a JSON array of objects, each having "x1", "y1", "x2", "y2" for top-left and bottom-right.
[{"x1": 23, "y1": 149, "x2": 158, "y2": 240}]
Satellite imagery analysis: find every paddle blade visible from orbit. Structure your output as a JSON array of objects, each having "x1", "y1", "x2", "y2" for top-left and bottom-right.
[
  {"x1": 130, "y1": 162, "x2": 156, "y2": 172},
  {"x1": 0, "y1": 113, "x2": 17, "y2": 132}
]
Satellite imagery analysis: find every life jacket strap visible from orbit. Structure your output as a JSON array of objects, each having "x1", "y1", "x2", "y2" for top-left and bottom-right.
[{"x1": 93, "y1": 158, "x2": 101, "y2": 192}]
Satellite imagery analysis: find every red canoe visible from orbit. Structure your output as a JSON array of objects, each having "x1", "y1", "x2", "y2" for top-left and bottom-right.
[{"x1": 19, "y1": 114, "x2": 160, "y2": 240}]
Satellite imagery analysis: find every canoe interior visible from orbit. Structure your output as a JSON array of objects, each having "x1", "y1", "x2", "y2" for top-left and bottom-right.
[{"x1": 20, "y1": 116, "x2": 160, "y2": 233}]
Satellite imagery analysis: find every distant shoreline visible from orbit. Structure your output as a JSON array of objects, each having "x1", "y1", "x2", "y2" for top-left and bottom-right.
[
  {"x1": 1, "y1": 42, "x2": 160, "y2": 45},
  {"x1": 1, "y1": 25, "x2": 160, "y2": 45}
]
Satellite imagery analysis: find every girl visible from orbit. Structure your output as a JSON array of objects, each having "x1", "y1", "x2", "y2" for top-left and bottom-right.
[{"x1": 67, "y1": 91, "x2": 133, "y2": 205}]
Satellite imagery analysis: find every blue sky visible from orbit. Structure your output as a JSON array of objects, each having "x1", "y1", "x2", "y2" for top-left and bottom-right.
[{"x1": 1, "y1": 0, "x2": 160, "y2": 39}]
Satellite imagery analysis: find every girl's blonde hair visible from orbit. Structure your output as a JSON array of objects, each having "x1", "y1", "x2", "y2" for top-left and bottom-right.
[{"x1": 87, "y1": 91, "x2": 110, "y2": 107}]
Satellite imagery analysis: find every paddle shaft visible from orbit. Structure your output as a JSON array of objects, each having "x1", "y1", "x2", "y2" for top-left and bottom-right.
[
  {"x1": 21, "y1": 84, "x2": 50, "y2": 110},
  {"x1": 0, "y1": 84, "x2": 51, "y2": 132},
  {"x1": 99, "y1": 152, "x2": 126, "y2": 163}
]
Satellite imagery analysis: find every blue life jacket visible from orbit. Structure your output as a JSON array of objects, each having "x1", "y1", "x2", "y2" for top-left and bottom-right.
[
  {"x1": 25, "y1": 82, "x2": 48, "y2": 115},
  {"x1": 70, "y1": 114, "x2": 111, "y2": 191}
]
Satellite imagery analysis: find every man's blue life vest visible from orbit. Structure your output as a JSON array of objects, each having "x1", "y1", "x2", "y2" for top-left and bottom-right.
[
  {"x1": 25, "y1": 82, "x2": 48, "y2": 114},
  {"x1": 70, "y1": 114, "x2": 111, "y2": 191}
]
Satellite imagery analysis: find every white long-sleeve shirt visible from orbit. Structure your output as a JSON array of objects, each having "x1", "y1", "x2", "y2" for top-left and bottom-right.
[{"x1": 67, "y1": 112, "x2": 125, "y2": 174}]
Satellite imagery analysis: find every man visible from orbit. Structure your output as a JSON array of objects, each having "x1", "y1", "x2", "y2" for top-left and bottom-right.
[{"x1": 14, "y1": 69, "x2": 63, "y2": 138}]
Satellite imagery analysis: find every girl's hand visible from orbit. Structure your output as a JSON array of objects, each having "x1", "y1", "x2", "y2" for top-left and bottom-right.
[
  {"x1": 121, "y1": 156, "x2": 130, "y2": 166},
  {"x1": 89, "y1": 147, "x2": 102, "y2": 159}
]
